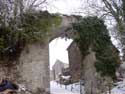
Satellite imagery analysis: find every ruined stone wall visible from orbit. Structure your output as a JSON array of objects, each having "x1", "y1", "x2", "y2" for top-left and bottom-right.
[
  {"x1": 0, "y1": 62, "x2": 20, "y2": 81},
  {"x1": 18, "y1": 43, "x2": 50, "y2": 93},
  {"x1": 83, "y1": 50, "x2": 107, "y2": 94},
  {"x1": 67, "y1": 42, "x2": 82, "y2": 82},
  {"x1": 0, "y1": 15, "x2": 78, "y2": 94},
  {"x1": 0, "y1": 43, "x2": 50, "y2": 94},
  {"x1": 83, "y1": 51, "x2": 98, "y2": 94}
]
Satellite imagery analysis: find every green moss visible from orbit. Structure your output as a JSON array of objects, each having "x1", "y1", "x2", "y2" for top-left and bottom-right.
[
  {"x1": 72, "y1": 16, "x2": 120, "y2": 79},
  {"x1": 0, "y1": 11, "x2": 62, "y2": 61}
]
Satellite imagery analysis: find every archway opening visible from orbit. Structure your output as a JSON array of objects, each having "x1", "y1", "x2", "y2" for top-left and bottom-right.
[{"x1": 49, "y1": 37, "x2": 83, "y2": 94}]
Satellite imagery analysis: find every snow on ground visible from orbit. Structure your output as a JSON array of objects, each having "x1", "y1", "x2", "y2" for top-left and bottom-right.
[
  {"x1": 50, "y1": 80, "x2": 125, "y2": 94},
  {"x1": 110, "y1": 81, "x2": 125, "y2": 94},
  {"x1": 50, "y1": 81, "x2": 83, "y2": 94}
]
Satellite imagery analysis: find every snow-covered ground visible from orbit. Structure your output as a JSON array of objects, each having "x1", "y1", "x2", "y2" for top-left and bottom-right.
[
  {"x1": 50, "y1": 81, "x2": 84, "y2": 94},
  {"x1": 110, "y1": 81, "x2": 125, "y2": 94},
  {"x1": 50, "y1": 80, "x2": 125, "y2": 94}
]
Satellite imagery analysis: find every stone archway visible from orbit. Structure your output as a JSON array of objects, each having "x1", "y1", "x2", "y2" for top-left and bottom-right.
[{"x1": 0, "y1": 15, "x2": 78, "y2": 94}]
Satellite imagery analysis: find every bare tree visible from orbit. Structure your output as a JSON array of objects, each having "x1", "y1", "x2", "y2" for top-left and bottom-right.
[
  {"x1": 0, "y1": 0, "x2": 48, "y2": 20},
  {"x1": 81, "y1": 0, "x2": 125, "y2": 63},
  {"x1": 99, "y1": 0, "x2": 125, "y2": 61},
  {"x1": 23, "y1": 0, "x2": 47, "y2": 11},
  {"x1": 0, "y1": 0, "x2": 51, "y2": 31}
]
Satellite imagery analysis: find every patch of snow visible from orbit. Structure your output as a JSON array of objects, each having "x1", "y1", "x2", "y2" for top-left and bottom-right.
[
  {"x1": 50, "y1": 80, "x2": 125, "y2": 94},
  {"x1": 50, "y1": 81, "x2": 84, "y2": 94},
  {"x1": 61, "y1": 75, "x2": 71, "y2": 79},
  {"x1": 110, "y1": 81, "x2": 125, "y2": 94}
]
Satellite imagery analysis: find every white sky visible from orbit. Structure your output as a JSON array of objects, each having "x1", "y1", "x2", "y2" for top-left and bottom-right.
[
  {"x1": 49, "y1": 37, "x2": 73, "y2": 70},
  {"x1": 47, "y1": 0, "x2": 83, "y2": 15}
]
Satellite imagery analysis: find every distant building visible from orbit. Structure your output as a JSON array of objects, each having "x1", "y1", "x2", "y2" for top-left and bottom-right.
[
  {"x1": 52, "y1": 59, "x2": 69, "y2": 80},
  {"x1": 67, "y1": 42, "x2": 82, "y2": 82}
]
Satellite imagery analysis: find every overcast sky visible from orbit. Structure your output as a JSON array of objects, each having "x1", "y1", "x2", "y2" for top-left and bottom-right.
[{"x1": 47, "y1": 0, "x2": 83, "y2": 15}]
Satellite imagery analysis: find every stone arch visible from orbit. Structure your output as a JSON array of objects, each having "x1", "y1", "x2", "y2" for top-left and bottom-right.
[
  {"x1": 49, "y1": 15, "x2": 78, "y2": 42},
  {"x1": 0, "y1": 15, "x2": 78, "y2": 94}
]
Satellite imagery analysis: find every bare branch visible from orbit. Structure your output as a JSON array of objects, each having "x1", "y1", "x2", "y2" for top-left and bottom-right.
[{"x1": 33, "y1": 0, "x2": 47, "y2": 7}]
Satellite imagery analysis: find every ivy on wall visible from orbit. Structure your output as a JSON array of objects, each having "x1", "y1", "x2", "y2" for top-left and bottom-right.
[
  {"x1": 72, "y1": 16, "x2": 120, "y2": 79},
  {"x1": 0, "y1": 11, "x2": 61, "y2": 61}
]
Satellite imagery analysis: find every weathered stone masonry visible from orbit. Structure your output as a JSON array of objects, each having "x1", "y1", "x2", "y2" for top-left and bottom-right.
[{"x1": 0, "y1": 15, "x2": 78, "y2": 94}]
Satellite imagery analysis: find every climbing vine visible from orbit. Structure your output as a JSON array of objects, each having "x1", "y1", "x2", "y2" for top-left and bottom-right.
[
  {"x1": 72, "y1": 16, "x2": 120, "y2": 79},
  {"x1": 0, "y1": 11, "x2": 61, "y2": 61}
]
